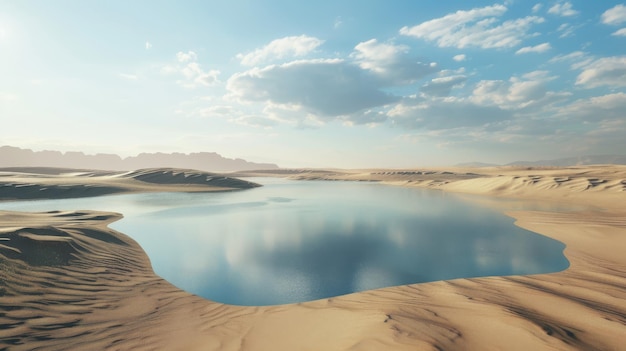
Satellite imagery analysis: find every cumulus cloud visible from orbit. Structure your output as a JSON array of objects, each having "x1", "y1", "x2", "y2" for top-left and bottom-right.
[
  {"x1": 453, "y1": 54, "x2": 466, "y2": 62},
  {"x1": 226, "y1": 38, "x2": 445, "y2": 125},
  {"x1": 164, "y1": 51, "x2": 221, "y2": 88},
  {"x1": 532, "y1": 4, "x2": 543, "y2": 13},
  {"x1": 226, "y1": 59, "x2": 398, "y2": 117},
  {"x1": 177, "y1": 51, "x2": 198, "y2": 63},
  {"x1": 262, "y1": 103, "x2": 325, "y2": 128},
  {"x1": 556, "y1": 92, "x2": 626, "y2": 143},
  {"x1": 237, "y1": 35, "x2": 324, "y2": 66},
  {"x1": 353, "y1": 39, "x2": 408, "y2": 71},
  {"x1": 351, "y1": 39, "x2": 438, "y2": 84},
  {"x1": 470, "y1": 71, "x2": 565, "y2": 110},
  {"x1": 601, "y1": 4, "x2": 626, "y2": 25},
  {"x1": 387, "y1": 96, "x2": 512, "y2": 130},
  {"x1": 420, "y1": 75, "x2": 467, "y2": 97},
  {"x1": 575, "y1": 56, "x2": 626, "y2": 88},
  {"x1": 399, "y1": 4, "x2": 544, "y2": 49},
  {"x1": 570, "y1": 92, "x2": 626, "y2": 114},
  {"x1": 547, "y1": 2, "x2": 579, "y2": 17},
  {"x1": 515, "y1": 42, "x2": 551, "y2": 55}
]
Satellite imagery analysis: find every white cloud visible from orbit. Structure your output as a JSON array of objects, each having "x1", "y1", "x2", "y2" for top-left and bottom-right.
[
  {"x1": 399, "y1": 4, "x2": 544, "y2": 49},
  {"x1": 237, "y1": 35, "x2": 324, "y2": 66},
  {"x1": 420, "y1": 75, "x2": 467, "y2": 97},
  {"x1": 227, "y1": 39, "x2": 442, "y2": 125},
  {"x1": 387, "y1": 95, "x2": 512, "y2": 130},
  {"x1": 515, "y1": 42, "x2": 551, "y2": 54},
  {"x1": 613, "y1": 28, "x2": 626, "y2": 36},
  {"x1": 549, "y1": 51, "x2": 586, "y2": 63},
  {"x1": 226, "y1": 59, "x2": 397, "y2": 117},
  {"x1": 262, "y1": 103, "x2": 324, "y2": 128},
  {"x1": 177, "y1": 51, "x2": 198, "y2": 63},
  {"x1": 351, "y1": 39, "x2": 438, "y2": 84},
  {"x1": 549, "y1": 51, "x2": 593, "y2": 70},
  {"x1": 557, "y1": 93, "x2": 626, "y2": 125},
  {"x1": 353, "y1": 39, "x2": 408, "y2": 71},
  {"x1": 180, "y1": 62, "x2": 220, "y2": 86},
  {"x1": 581, "y1": 92, "x2": 626, "y2": 111},
  {"x1": 532, "y1": 4, "x2": 543, "y2": 13},
  {"x1": 389, "y1": 84, "x2": 626, "y2": 154},
  {"x1": 145, "y1": 41, "x2": 152, "y2": 50},
  {"x1": 576, "y1": 56, "x2": 626, "y2": 88},
  {"x1": 453, "y1": 54, "x2": 466, "y2": 62},
  {"x1": 557, "y1": 23, "x2": 576, "y2": 38},
  {"x1": 163, "y1": 51, "x2": 221, "y2": 88},
  {"x1": 548, "y1": 2, "x2": 579, "y2": 17},
  {"x1": 345, "y1": 109, "x2": 388, "y2": 126},
  {"x1": 602, "y1": 4, "x2": 626, "y2": 25},
  {"x1": 470, "y1": 71, "x2": 563, "y2": 110}
]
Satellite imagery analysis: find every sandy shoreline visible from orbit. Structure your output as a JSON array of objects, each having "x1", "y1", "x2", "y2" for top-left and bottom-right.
[{"x1": 1, "y1": 166, "x2": 625, "y2": 350}]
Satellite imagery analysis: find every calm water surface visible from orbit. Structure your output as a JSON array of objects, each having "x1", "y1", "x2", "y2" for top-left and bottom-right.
[{"x1": 0, "y1": 178, "x2": 569, "y2": 305}]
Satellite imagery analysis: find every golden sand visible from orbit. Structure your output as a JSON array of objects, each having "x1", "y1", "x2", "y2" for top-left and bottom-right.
[{"x1": 1, "y1": 166, "x2": 625, "y2": 350}]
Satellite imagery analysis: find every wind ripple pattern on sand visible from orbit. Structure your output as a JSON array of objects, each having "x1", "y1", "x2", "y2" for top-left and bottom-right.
[
  {"x1": 0, "y1": 210, "x2": 258, "y2": 350},
  {"x1": 1, "y1": 166, "x2": 626, "y2": 350}
]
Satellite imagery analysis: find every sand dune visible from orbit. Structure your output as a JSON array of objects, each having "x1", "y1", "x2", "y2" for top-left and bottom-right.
[
  {"x1": 1, "y1": 166, "x2": 625, "y2": 350},
  {"x1": 242, "y1": 165, "x2": 626, "y2": 208},
  {"x1": 0, "y1": 167, "x2": 260, "y2": 201}
]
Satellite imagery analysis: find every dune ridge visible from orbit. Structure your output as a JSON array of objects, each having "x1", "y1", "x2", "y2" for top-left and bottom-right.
[
  {"x1": 0, "y1": 167, "x2": 260, "y2": 201},
  {"x1": 1, "y1": 166, "x2": 625, "y2": 350},
  {"x1": 238, "y1": 165, "x2": 626, "y2": 208}
]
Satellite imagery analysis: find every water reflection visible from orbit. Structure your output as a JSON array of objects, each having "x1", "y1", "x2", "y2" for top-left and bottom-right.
[{"x1": 0, "y1": 179, "x2": 569, "y2": 306}]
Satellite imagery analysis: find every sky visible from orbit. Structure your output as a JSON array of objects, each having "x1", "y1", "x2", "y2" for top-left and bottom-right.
[{"x1": 1, "y1": 1, "x2": 625, "y2": 168}]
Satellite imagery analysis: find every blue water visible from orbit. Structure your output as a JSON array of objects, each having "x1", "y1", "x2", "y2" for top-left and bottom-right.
[{"x1": 0, "y1": 178, "x2": 569, "y2": 305}]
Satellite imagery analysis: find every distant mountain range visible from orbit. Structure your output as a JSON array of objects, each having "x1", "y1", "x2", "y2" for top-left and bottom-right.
[
  {"x1": 0, "y1": 146, "x2": 279, "y2": 172},
  {"x1": 456, "y1": 155, "x2": 626, "y2": 168}
]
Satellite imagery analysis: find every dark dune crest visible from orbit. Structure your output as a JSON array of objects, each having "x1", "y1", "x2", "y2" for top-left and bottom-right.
[{"x1": 0, "y1": 167, "x2": 260, "y2": 201}]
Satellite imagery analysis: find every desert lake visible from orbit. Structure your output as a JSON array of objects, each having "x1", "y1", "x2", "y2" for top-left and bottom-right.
[{"x1": 0, "y1": 178, "x2": 569, "y2": 305}]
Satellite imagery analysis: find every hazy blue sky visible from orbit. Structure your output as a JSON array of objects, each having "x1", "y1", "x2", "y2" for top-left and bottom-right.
[{"x1": 1, "y1": 1, "x2": 625, "y2": 167}]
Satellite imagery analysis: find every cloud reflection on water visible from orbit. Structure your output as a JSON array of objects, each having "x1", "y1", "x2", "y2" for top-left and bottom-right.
[
  {"x1": 120, "y1": 180, "x2": 569, "y2": 305},
  {"x1": 0, "y1": 179, "x2": 569, "y2": 306}
]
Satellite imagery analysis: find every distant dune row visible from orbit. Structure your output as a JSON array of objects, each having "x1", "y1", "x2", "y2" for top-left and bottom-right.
[
  {"x1": 236, "y1": 165, "x2": 626, "y2": 208},
  {"x1": 1, "y1": 166, "x2": 625, "y2": 350},
  {"x1": 0, "y1": 167, "x2": 260, "y2": 201}
]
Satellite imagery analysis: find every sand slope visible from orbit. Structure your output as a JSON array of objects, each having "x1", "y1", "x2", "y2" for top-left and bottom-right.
[
  {"x1": 240, "y1": 165, "x2": 626, "y2": 208},
  {"x1": 1, "y1": 166, "x2": 625, "y2": 350},
  {"x1": 0, "y1": 167, "x2": 260, "y2": 200}
]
